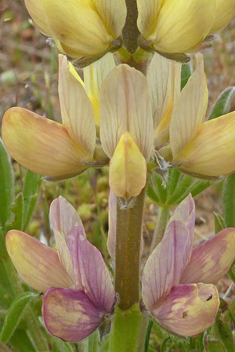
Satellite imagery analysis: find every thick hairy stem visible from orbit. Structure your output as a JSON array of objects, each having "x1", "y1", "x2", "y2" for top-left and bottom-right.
[
  {"x1": 115, "y1": 187, "x2": 146, "y2": 310},
  {"x1": 122, "y1": 0, "x2": 140, "y2": 53}
]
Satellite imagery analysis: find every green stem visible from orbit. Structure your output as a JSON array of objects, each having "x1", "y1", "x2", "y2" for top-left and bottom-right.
[
  {"x1": 109, "y1": 304, "x2": 146, "y2": 352},
  {"x1": 150, "y1": 207, "x2": 169, "y2": 252},
  {"x1": 115, "y1": 187, "x2": 146, "y2": 310},
  {"x1": 3, "y1": 256, "x2": 49, "y2": 351},
  {"x1": 122, "y1": 0, "x2": 139, "y2": 53}
]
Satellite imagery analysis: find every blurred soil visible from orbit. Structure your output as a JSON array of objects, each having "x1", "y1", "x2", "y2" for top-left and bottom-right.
[{"x1": 0, "y1": 1, "x2": 235, "y2": 300}]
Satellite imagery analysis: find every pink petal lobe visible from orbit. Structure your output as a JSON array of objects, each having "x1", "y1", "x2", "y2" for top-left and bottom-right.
[
  {"x1": 181, "y1": 228, "x2": 235, "y2": 285},
  {"x1": 142, "y1": 220, "x2": 191, "y2": 311},
  {"x1": 42, "y1": 288, "x2": 104, "y2": 342},
  {"x1": 49, "y1": 196, "x2": 85, "y2": 283},
  {"x1": 152, "y1": 283, "x2": 219, "y2": 337},
  {"x1": 169, "y1": 194, "x2": 195, "y2": 237},
  {"x1": 6, "y1": 230, "x2": 73, "y2": 292},
  {"x1": 67, "y1": 227, "x2": 115, "y2": 312}
]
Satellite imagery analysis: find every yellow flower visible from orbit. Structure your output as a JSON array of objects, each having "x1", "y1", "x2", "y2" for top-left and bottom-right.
[
  {"x1": 24, "y1": 0, "x2": 127, "y2": 62},
  {"x1": 2, "y1": 54, "x2": 115, "y2": 180},
  {"x1": 147, "y1": 52, "x2": 235, "y2": 178},
  {"x1": 137, "y1": 0, "x2": 235, "y2": 54}
]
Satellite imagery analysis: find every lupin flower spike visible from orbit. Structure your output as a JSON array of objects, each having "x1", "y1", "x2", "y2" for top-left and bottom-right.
[
  {"x1": 24, "y1": 0, "x2": 127, "y2": 63},
  {"x1": 142, "y1": 194, "x2": 235, "y2": 336},
  {"x1": 6, "y1": 196, "x2": 115, "y2": 342}
]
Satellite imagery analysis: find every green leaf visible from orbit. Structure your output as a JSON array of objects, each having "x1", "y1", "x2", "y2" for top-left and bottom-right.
[
  {"x1": 208, "y1": 87, "x2": 235, "y2": 120},
  {"x1": 214, "y1": 213, "x2": 225, "y2": 234},
  {"x1": 206, "y1": 341, "x2": 226, "y2": 352},
  {"x1": 51, "y1": 339, "x2": 75, "y2": 352},
  {"x1": 22, "y1": 171, "x2": 41, "y2": 231},
  {"x1": 223, "y1": 174, "x2": 235, "y2": 228},
  {"x1": 167, "y1": 168, "x2": 181, "y2": 196},
  {"x1": 167, "y1": 175, "x2": 196, "y2": 205},
  {"x1": 181, "y1": 63, "x2": 192, "y2": 89},
  {"x1": 0, "y1": 292, "x2": 36, "y2": 343},
  {"x1": 7, "y1": 193, "x2": 23, "y2": 231},
  {"x1": 213, "y1": 319, "x2": 234, "y2": 352},
  {"x1": 0, "y1": 260, "x2": 14, "y2": 299},
  {"x1": 151, "y1": 173, "x2": 167, "y2": 204},
  {"x1": 9, "y1": 328, "x2": 36, "y2": 352},
  {"x1": 147, "y1": 182, "x2": 160, "y2": 204},
  {"x1": 0, "y1": 138, "x2": 14, "y2": 230}
]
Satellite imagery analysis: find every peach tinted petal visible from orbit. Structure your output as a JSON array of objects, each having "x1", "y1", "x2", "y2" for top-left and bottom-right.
[
  {"x1": 153, "y1": 283, "x2": 219, "y2": 337},
  {"x1": 6, "y1": 230, "x2": 73, "y2": 292},
  {"x1": 43, "y1": 288, "x2": 104, "y2": 342},
  {"x1": 181, "y1": 228, "x2": 235, "y2": 285},
  {"x1": 2, "y1": 107, "x2": 92, "y2": 177}
]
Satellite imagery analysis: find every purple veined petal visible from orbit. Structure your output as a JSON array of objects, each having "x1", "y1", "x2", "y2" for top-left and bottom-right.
[
  {"x1": 142, "y1": 220, "x2": 191, "y2": 311},
  {"x1": 181, "y1": 228, "x2": 235, "y2": 285},
  {"x1": 42, "y1": 287, "x2": 105, "y2": 342},
  {"x1": 169, "y1": 194, "x2": 195, "y2": 239},
  {"x1": 67, "y1": 227, "x2": 115, "y2": 312},
  {"x1": 49, "y1": 196, "x2": 85, "y2": 283},
  {"x1": 152, "y1": 283, "x2": 219, "y2": 337},
  {"x1": 50, "y1": 196, "x2": 85, "y2": 237}
]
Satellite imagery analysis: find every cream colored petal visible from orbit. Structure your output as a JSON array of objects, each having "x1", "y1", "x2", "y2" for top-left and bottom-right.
[
  {"x1": 6, "y1": 230, "x2": 73, "y2": 292},
  {"x1": 137, "y1": 0, "x2": 164, "y2": 40},
  {"x1": 109, "y1": 132, "x2": 147, "y2": 200},
  {"x1": 2, "y1": 107, "x2": 92, "y2": 177},
  {"x1": 100, "y1": 64, "x2": 154, "y2": 160},
  {"x1": 170, "y1": 54, "x2": 207, "y2": 158},
  {"x1": 59, "y1": 55, "x2": 96, "y2": 156},
  {"x1": 84, "y1": 53, "x2": 116, "y2": 126},
  {"x1": 147, "y1": 53, "x2": 181, "y2": 132},
  {"x1": 149, "y1": 0, "x2": 216, "y2": 53},
  {"x1": 209, "y1": 0, "x2": 235, "y2": 34},
  {"x1": 24, "y1": 0, "x2": 51, "y2": 35},
  {"x1": 92, "y1": 0, "x2": 127, "y2": 38},
  {"x1": 43, "y1": 0, "x2": 113, "y2": 58},
  {"x1": 174, "y1": 111, "x2": 235, "y2": 176}
]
